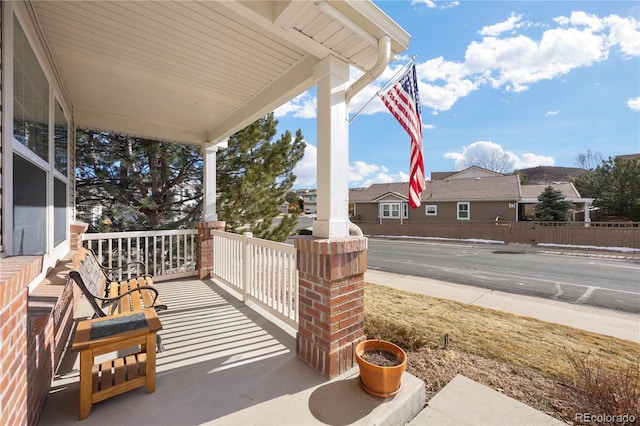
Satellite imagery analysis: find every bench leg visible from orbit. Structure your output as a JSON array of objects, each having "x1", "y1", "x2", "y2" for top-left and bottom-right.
[
  {"x1": 78, "y1": 350, "x2": 93, "y2": 420},
  {"x1": 146, "y1": 332, "x2": 157, "y2": 393}
]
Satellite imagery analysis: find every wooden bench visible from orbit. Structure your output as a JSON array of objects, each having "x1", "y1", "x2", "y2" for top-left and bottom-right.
[{"x1": 69, "y1": 247, "x2": 167, "y2": 318}]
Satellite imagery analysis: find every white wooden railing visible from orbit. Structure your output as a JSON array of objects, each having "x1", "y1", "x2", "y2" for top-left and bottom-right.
[
  {"x1": 82, "y1": 229, "x2": 198, "y2": 281},
  {"x1": 211, "y1": 230, "x2": 298, "y2": 329}
]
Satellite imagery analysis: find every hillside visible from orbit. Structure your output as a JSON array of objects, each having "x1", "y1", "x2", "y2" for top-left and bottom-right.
[{"x1": 516, "y1": 166, "x2": 586, "y2": 184}]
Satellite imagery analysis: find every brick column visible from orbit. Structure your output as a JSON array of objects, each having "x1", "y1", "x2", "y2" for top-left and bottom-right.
[
  {"x1": 294, "y1": 235, "x2": 367, "y2": 378},
  {"x1": 69, "y1": 221, "x2": 88, "y2": 251},
  {"x1": 0, "y1": 256, "x2": 43, "y2": 426},
  {"x1": 195, "y1": 221, "x2": 225, "y2": 279}
]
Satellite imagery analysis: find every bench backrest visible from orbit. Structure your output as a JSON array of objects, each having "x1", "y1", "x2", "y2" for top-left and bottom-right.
[{"x1": 70, "y1": 247, "x2": 110, "y2": 317}]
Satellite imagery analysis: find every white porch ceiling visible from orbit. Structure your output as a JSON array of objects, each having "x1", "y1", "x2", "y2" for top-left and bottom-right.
[{"x1": 30, "y1": 0, "x2": 409, "y2": 145}]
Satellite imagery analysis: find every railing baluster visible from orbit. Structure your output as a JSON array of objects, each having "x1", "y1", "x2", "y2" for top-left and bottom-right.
[
  {"x1": 80, "y1": 230, "x2": 197, "y2": 281},
  {"x1": 126, "y1": 236, "x2": 131, "y2": 279},
  {"x1": 161, "y1": 236, "x2": 166, "y2": 276},
  {"x1": 169, "y1": 234, "x2": 174, "y2": 274},
  {"x1": 207, "y1": 230, "x2": 299, "y2": 329},
  {"x1": 153, "y1": 235, "x2": 158, "y2": 276},
  {"x1": 108, "y1": 239, "x2": 113, "y2": 271}
]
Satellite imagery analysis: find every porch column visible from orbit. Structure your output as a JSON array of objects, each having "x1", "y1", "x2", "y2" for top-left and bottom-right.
[
  {"x1": 70, "y1": 222, "x2": 88, "y2": 251},
  {"x1": 294, "y1": 236, "x2": 367, "y2": 378},
  {"x1": 203, "y1": 143, "x2": 221, "y2": 222},
  {"x1": 584, "y1": 201, "x2": 591, "y2": 225},
  {"x1": 313, "y1": 55, "x2": 350, "y2": 239},
  {"x1": 195, "y1": 221, "x2": 225, "y2": 279}
]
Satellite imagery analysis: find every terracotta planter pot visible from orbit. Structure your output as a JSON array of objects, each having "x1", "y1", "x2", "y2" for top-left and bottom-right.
[{"x1": 355, "y1": 339, "x2": 407, "y2": 398}]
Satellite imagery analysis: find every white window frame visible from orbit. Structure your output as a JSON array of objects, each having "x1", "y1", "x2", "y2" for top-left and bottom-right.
[
  {"x1": 457, "y1": 202, "x2": 470, "y2": 220},
  {"x1": 380, "y1": 202, "x2": 408, "y2": 219},
  {"x1": 3, "y1": 4, "x2": 72, "y2": 270},
  {"x1": 425, "y1": 205, "x2": 437, "y2": 216}
]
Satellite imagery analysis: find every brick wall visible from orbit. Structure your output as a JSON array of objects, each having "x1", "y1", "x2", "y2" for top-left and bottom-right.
[
  {"x1": 294, "y1": 236, "x2": 368, "y2": 378},
  {"x1": 27, "y1": 255, "x2": 78, "y2": 426},
  {"x1": 0, "y1": 256, "x2": 42, "y2": 426},
  {"x1": 195, "y1": 221, "x2": 225, "y2": 279},
  {"x1": 0, "y1": 253, "x2": 78, "y2": 426},
  {"x1": 0, "y1": 0, "x2": 3, "y2": 251},
  {"x1": 69, "y1": 222, "x2": 88, "y2": 251}
]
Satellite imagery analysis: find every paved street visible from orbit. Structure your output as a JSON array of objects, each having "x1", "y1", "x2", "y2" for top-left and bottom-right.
[
  {"x1": 286, "y1": 216, "x2": 639, "y2": 313},
  {"x1": 366, "y1": 238, "x2": 640, "y2": 314}
]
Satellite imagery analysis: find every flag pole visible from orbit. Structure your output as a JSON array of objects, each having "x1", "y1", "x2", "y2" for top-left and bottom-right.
[{"x1": 348, "y1": 55, "x2": 416, "y2": 125}]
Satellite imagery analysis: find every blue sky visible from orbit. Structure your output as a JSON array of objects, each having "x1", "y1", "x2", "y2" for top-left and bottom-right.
[{"x1": 275, "y1": 1, "x2": 640, "y2": 189}]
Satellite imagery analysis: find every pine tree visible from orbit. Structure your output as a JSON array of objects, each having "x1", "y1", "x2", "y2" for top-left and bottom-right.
[
  {"x1": 534, "y1": 186, "x2": 573, "y2": 221},
  {"x1": 574, "y1": 156, "x2": 640, "y2": 220},
  {"x1": 216, "y1": 113, "x2": 306, "y2": 241},
  {"x1": 76, "y1": 131, "x2": 203, "y2": 231}
]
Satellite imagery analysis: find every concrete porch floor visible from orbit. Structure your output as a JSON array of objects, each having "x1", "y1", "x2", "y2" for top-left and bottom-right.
[{"x1": 39, "y1": 278, "x2": 425, "y2": 425}]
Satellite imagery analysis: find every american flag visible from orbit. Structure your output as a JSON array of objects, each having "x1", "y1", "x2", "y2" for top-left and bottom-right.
[{"x1": 380, "y1": 63, "x2": 425, "y2": 209}]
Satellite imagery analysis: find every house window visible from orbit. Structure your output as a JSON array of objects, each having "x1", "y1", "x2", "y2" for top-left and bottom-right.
[
  {"x1": 457, "y1": 202, "x2": 470, "y2": 220},
  {"x1": 54, "y1": 101, "x2": 68, "y2": 174},
  {"x1": 14, "y1": 154, "x2": 47, "y2": 254},
  {"x1": 54, "y1": 178, "x2": 67, "y2": 245},
  {"x1": 426, "y1": 205, "x2": 437, "y2": 216},
  {"x1": 381, "y1": 202, "x2": 408, "y2": 219},
  {"x1": 13, "y1": 18, "x2": 49, "y2": 161},
  {"x1": 8, "y1": 13, "x2": 70, "y2": 256}
]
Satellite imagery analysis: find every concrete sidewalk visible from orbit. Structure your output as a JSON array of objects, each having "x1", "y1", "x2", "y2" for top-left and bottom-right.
[{"x1": 365, "y1": 269, "x2": 640, "y2": 343}]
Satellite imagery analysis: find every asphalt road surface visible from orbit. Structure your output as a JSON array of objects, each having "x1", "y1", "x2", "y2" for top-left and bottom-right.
[{"x1": 366, "y1": 238, "x2": 640, "y2": 314}]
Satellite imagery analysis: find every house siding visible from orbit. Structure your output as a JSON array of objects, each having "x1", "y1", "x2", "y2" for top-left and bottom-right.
[
  {"x1": 1, "y1": 0, "x2": 3, "y2": 253},
  {"x1": 468, "y1": 201, "x2": 515, "y2": 221},
  {"x1": 353, "y1": 203, "x2": 378, "y2": 221},
  {"x1": 355, "y1": 201, "x2": 515, "y2": 222}
]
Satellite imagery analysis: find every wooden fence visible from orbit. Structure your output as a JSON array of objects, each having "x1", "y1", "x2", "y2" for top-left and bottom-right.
[{"x1": 352, "y1": 221, "x2": 640, "y2": 249}]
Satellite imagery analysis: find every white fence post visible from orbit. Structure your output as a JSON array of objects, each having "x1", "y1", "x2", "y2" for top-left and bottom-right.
[{"x1": 243, "y1": 232, "x2": 253, "y2": 303}]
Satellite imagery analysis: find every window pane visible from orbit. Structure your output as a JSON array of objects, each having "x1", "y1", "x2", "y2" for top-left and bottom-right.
[
  {"x1": 382, "y1": 204, "x2": 390, "y2": 217},
  {"x1": 54, "y1": 178, "x2": 67, "y2": 245},
  {"x1": 391, "y1": 204, "x2": 400, "y2": 217},
  {"x1": 55, "y1": 101, "x2": 68, "y2": 174},
  {"x1": 14, "y1": 154, "x2": 47, "y2": 254},
  {"x1": 13, "y1": 16, "x2": 49, "y2": 161},
  {"x1": 458, "y1": 203, "x2": 469, "y2": 219}
]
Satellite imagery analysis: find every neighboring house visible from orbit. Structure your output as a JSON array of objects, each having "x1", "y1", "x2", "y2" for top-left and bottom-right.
[
  {"x1": 351, "y1": 167, "x2": 593, "y2": 222},
  {"x1": 519, "y1": 182, "x2": 592, "y2": 221},
  {"x1": 303, "y1": 191, "x2": 317, "y2": 214}
]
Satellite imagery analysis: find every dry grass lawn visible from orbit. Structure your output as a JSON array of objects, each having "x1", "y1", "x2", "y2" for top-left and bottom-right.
[{"x1": 364, "y1": 282, "x2": 640, "y2": 423}]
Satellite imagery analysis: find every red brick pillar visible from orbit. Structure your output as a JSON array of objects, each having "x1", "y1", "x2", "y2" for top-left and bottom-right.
[
  {"x1": 0, "y1": 257, "x2": 41, "y2": 426},
  {"x1": 196, "y1": 221, "x2": 225, "y2": 279},
  {"x1": 294, "y1": 236, "x2": 368, "y2": 378},
  {"x1": 69, "y1": 222, "x2": 88, "y2": 251}
]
